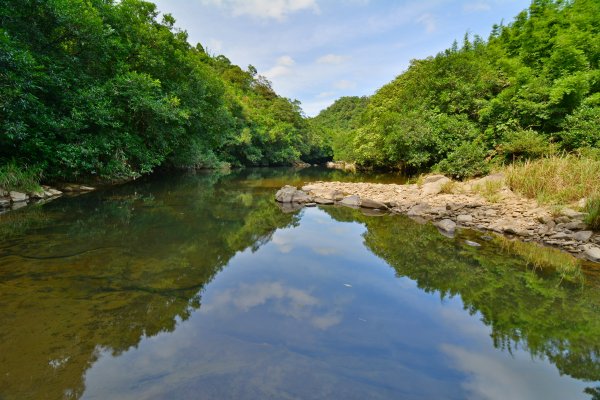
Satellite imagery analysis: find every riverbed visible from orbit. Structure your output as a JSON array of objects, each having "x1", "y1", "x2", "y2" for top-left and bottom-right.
[{"x1": 1, "y1": 168, "x2": 599, "y2": 400}]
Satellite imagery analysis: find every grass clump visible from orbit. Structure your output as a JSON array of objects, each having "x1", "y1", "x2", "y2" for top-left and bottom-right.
[
  {"x1": 439, "y1": 180, "x2": 457, "y2": 194},
  {"x1": 473, "y1": 180, "x2": 503, "y2": 203},
  {"x1": 584, "y1": 196, "x2": 600, "y2": 230},
  {"x1": 504, "y1": 155, "x2": 600, "y2": 205},
  {"x1": 0, "y1": 161, "x2": 42, "y2": 193}
]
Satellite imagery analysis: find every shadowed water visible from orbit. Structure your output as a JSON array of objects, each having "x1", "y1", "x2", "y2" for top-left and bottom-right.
[{"x1": 1, "y1": 168, "x2": 599, "y2": 400}]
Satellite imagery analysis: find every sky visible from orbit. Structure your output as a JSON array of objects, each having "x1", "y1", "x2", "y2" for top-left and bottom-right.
[{"x1": 151, "y1": 0, "x2": 531, "y2": 116}]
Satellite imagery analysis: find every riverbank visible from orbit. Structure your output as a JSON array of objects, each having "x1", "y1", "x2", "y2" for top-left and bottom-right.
[
  {"x1": 275, "y1": 174, "x2": 600, "y2": 264},
  {"x1": 0, "y1": 184, "x2": 96, "y2": 213}
]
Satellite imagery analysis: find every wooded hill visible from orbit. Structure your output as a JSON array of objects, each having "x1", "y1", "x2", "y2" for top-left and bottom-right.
[{"x1": 312, "y1": 0, "x2": 600, "y2": 178}]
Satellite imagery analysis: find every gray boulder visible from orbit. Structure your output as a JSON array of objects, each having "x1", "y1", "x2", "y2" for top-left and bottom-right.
[
  {"x1": 583, "y1": 245, "x2": 600, "y2": 262},
  {"x1": 360, "y1": 198, "x2": 388, "y2": 210},
  {"x1": 574, "y1": 231, "x2": 593, "y2": 242},
  {"x1": 9, "y1": 191, "x2": 28, "y2": 202},
  {"x1": 275, "y1": 186, "x2": 312, "y2": 203},
  {"x1": 340, "y1": 195, "x2": 361, "y2": 207},
  {"x1": 422, "y1": 177, "x2": 451, "y2": 196},
  {"x1": 435, "y1": 219, "x2": 456, "y2": 234}
]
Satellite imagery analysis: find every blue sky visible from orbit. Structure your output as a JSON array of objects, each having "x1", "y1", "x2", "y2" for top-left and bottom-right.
[{"x1": 152, "y1": 0, "x2": 531, "y2": 116}]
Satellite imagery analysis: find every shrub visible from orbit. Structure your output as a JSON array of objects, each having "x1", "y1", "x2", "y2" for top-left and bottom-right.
[
  {"x1": 500, "y1": 129, "x2": 556, "y2": 161},
  {"x1": 435, "y1": 141, "x2": 490, "y2": 180}
]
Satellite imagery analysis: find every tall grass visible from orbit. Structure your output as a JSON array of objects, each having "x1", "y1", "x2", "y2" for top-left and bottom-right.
[
  {"x1": 0, "y1": 161, "x2": 42, "y2": 193},
  {"x1": 504, "y1": 155, "x2": 600, "y2": 205},
  {"x1": 584, "y1": 196, "x2": 600, "y2": 230}
]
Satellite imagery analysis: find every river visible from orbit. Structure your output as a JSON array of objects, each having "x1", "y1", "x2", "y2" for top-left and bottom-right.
[{"x1": 1, "y1": 168, "x2": 599, "y2": 400}]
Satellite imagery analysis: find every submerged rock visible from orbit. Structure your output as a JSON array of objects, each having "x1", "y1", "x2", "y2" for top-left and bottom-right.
[{"x1": 435, "y1": 219, "x2": 456, "y2": 234}]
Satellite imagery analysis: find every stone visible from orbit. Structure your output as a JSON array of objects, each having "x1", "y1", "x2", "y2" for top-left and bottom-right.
[
  {"x1": 339, "y1": 195, "x2": 361, "y2": 207},
  {"x1": 314, "y1": 189, "x2": 344, "y2": 201},
  {"x1": 79, "y1": 185, "x2": 95, "y2": 191},
  {"x1": 360, "y1": 198, "x2": 387, "y2": 210},
  {"x1": 435, "y1": 219, "x2": 456, "y2": 234},
  {"x1": 275, "y1": 186, "x2": 312, "y2": 203},
  {"x1": 421, "y1": 177, "x2": 451, "y2": 196},
  {"x1": 0, "y1": 188, "x2": 7, "y2": 196},
  {"x1": 29, "y1": 190, "x2": 45, "y2": 199},
  {"x1": 422, "y1": 174, "x2": 448, "y2": 184},
  {"x1": 407, "y1": 203, "x2": 431, "y2": 217},
  {"x1": 456, "y1": 214, "x2": 473, "y2": 223},
  {"x1": 313, "y1": 197, "x2": 334, "y2": 205},
  {"x1": 550, "y1": 232, "x2": 572, "y2": 240},
  {"x1": 563, "y1": 221, "x2": 587, "y2": 231},
  {"x1": 583, "y1": 245, "x2": 600, "y2": 262},
  {"x1": 465, "y1": 240, "x2": 481, "y2": 247},
  {"x1": 574, "y1": 231, "x2": 593, "y2": 242},
  {"x1": 47, "y1": 188, "x2": 63, "y2": 196},
  {"x1": 561, "y1": 208, "x2": 584, "y2": 219},
  {"x1": 0, "y1": 198, "x2": 10, "y2": 208},
  {"x1": 9, "y1": 191, "x2": 28, "y2": 202},
  {"x1": 305, "y1": 202, "x2": 317, "y2": 207},
  {"x1": 11, "y1": 201, "x2": 27, "y2": 210},
  {"x1": 577, "y1": 198, "x2": 587, "y2": 209}
]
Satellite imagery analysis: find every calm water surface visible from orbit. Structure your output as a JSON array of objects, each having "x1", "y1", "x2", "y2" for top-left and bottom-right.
[{"x1": 1, "y1": 168, "x2": 600, "y2": 400}]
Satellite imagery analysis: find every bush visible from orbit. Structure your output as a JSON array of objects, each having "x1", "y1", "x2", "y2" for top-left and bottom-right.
[
  {"x1": 435, "y1": 141, "x2": 490, "y2": 180},
  {"x1": 500, "y1": 129, "x2": 556, "y2": 161}
]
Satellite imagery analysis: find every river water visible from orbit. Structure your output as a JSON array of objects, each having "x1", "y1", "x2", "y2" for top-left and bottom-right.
[{"x1": 1, "y1": 168, "x2": 599, "y2": 400}]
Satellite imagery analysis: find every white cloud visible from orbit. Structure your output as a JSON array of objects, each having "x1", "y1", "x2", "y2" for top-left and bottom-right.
[
  {"x1": 333, "y1": 80, "x2": 356, "y2": 89},
  {"x1": 316, "y1": 54, "x2": 349, "y2": 64},
  {"x1": 206, "y1": 38, "x2": 223, "y2": 53},
  {"x1": 463, "y1": 2, "x2": 492, "y2": 12},
  {"x1": 316, "y1": 91, "x2": 336, "y2": 99},
  {"x1": 201, "y1": 0, "x2": 319, "y2": 20},
  {"x1": 264, "y1": 55, "x2": 296, "y2": 79},
  {"x1": 416, "y1": 13, "x2": 436, "y2": 33}
]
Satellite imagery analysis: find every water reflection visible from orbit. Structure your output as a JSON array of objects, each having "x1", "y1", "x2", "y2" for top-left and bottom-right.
[{"x1": 0, "y1": 168, "x2": 599, "y2": 399}]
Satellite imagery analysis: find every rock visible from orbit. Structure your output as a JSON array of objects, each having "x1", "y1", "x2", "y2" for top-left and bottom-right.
[
  {"x1": 360, "y1": 198, "x2": 387, "y2": 209},
  {"x1": 0, "y1": 188, "x2": 7, "y2": 196},
  {"x1": 561, "y1": 208, "x2": 584, "y2": 219},
  {"x1": 47, "y1": 188, "x2": 63, "y2": 196},
  {"x1": 276, "y1": 202, "x2": 303, "y2": 213},
  {"x1": 305, "y1": 202, "x2": 317, "y2": 207},
  {"x1": 577, "y1": 198, "x2": 587, "y2": 209},
  {"x1": 550, "y1": 232, "x2": 572, "y2": 240},
  {"x1": 583, "y1": 245, "x2": 600, "y2": 262},
  {"x1": 9, "y1": 191, "x2": 28, "y2": 202},
  {"x1": 275, "y1": 186, "x2": 312, "y2": 203},
  {"x1": 0, "y1": 198, "x2": 10, "y2": 208},
  {"x1": 465, "y1": 240, "x2": 481, "y2": 247},
  {"x1": 79, "y1": 185, "x2": 95, "y2": 191},
  {"x1": 422, "y1": 174, "x2": 448, "y2": 184},
  {"x1": 574, "y1": 231, "x2": 593, "y2": 242},
  {"x1": 457, "y1": 214, "x2": 473, "y2": 223},
  {"x1": 563, "y1": 221, "x2": 587, "y2": 231},
  {"x1": 407, "y1": 203, "x2": 431, "y2": 217},
  {"x1": 313, "y1": 197, "x2": 334, "y2": 205},
  {"x1": 421, "y1": 177, "x2": 451, "y2": 196},
  {"x1": 314, "y1": 189, "x2": 344, "y2": 201},
  {"x1": 340, "y1": 195, "x2": 361, "y2": 207},
  {"x1": 435, "y1": 219, "x2": 456, "y2": 234},
  {"x1": 29, "y1": 190, "x2": 45, "y2": 199}
]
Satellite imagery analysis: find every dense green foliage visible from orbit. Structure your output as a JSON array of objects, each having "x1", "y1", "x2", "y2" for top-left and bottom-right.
[
  {"x1": 317, "y1": 0, "x2": 600, "y2": 177},
  {"x1": 0, "y1": 0, "x2": 323, "y2": 182},
  {"x1": 308, "y1": 96, "x2": 368, "y2": 161}
]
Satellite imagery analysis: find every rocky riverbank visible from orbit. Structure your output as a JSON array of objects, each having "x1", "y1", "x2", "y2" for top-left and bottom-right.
[
  {"x1": 275, "y1": 174, "x2": 600, "y2": 264},
  {"x1": 0, "y1": 184, "x2": 95, "y2": 213}
]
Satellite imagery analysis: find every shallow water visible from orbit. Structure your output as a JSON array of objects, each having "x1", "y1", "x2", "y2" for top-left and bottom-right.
[{"x1": 1, "y1": 168, "x2": 599, "y2": 400}]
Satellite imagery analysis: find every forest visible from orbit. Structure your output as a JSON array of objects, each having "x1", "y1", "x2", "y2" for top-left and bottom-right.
[
  {"x1": 1, "y1": 0, "x2": 599, "y2": 186},
  {"x1": 1, "y1": 0, "x2": 329, "y2": 184},
  {"x1": 312, "y1": 0, "x2": 600, "y2": 178}
]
